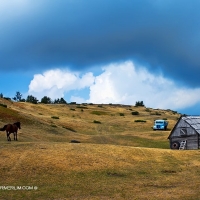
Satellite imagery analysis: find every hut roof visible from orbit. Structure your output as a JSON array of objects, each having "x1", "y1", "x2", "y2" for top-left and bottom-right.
[
  {"x1": 182, "y1": 116, "x2": 200, "y2": 134},
  {"x1": 168, "y1": 116, "x2": 200, "y2": 139}
]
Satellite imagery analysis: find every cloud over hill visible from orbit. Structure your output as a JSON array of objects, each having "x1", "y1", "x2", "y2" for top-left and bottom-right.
[{"x1": 29, "y1": 61, "x2": 200, "y2": 110}]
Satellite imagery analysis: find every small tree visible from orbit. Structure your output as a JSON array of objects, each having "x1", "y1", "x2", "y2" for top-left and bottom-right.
[
  {"x1": 26, "y1": 95, "x2": 38, "y2": 104},
  {"x1": 13, "y1": 91, "x2": 22, "y2": 102},
  {"x1": 41, "y1": 96, "x2": 52, "y2": 104},
  {"x1": 0, "y1": 93, "x2": 3, "y2": 98},
  {"x1": 59, "y1": 97, "x2": 67, "y2": 104}
]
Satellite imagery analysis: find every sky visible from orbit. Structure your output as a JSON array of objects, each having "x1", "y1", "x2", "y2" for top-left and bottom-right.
[{"x1": 0, "y1": 0, "x2": 200, "y2": 114}]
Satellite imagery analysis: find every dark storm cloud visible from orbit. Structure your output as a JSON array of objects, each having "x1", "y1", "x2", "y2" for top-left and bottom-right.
[{"x1": 1, "y1": 0, "x2": 200, "y2": 86}]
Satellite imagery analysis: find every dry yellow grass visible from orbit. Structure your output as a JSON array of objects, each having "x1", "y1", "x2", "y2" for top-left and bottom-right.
[
  {"x1": 2, "y1": 100, "x2": 199, "y2": 199},
  {"x1": 0, "y1": 142, "x2": 200, "y2": 199}
]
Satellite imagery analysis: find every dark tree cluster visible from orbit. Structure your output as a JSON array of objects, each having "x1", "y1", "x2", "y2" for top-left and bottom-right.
[
  {"x1": 26, "y1": 95, "x2": 38, "y2": 104},
  {"x1": 54, "y1": 98, "x2": 67, "y2": 104},
  {"x1": 0, "y1": 92, "x2": 67, "y2": 105},
  {"x1": 135, "y1": 101, "x2": 145, "y2": 107},
  {"x1": 41, "y1": 96, "x2": 52, "y2": 104}
]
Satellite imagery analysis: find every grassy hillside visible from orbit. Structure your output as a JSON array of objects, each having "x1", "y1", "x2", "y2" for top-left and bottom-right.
[
  {"x1": 0, "y1": 99, "x2": 179, "y2": 147},
  {"x1": 1, "y1": 99, "x2": 200, "y2": 199}
]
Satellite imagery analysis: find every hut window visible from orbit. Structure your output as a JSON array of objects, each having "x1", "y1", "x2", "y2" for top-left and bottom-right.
[{"x1": 180, "y1": 128, "x2": 187, "y2": 136}]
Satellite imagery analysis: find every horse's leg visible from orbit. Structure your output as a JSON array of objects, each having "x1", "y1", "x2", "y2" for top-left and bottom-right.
[
  {"x1": 7, "y1": 132, "x2": 11, "y2": 141},
  {"x1": 6, "y1": 132, "x2": 9, "y2": 141},
  {"x1": 14, "y1": 132, "x2": 18, "y2": 141}
]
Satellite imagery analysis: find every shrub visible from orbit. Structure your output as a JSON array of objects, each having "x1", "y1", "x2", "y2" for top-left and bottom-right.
[
  {"x1": 119, "y1": 113, "x2": 124, "y2": 116},
  {"x1": 0, "y1": 103, "x2": 7, "y2": 108},
  {"x1": 93, "y1": 120, "x2": 101, "y2": 124},
  {"x1": 3, "y1": 97, "x2": 11, "y2": 101},
  {"x1": 70, "y1": 140, "x2": 80, "y2": 143},
  {"x1": 91, "y1": 111, "x2": 107, "y2": 115},
  {"x1": 131, "y1": 111, "x2": 139, "y2": 115},
  {"x1": 134, "y1": 120, "x2": 146, "y2": 123},
  {"x1": 51, "y1": 116, "x2": 59, "y2": 119}
]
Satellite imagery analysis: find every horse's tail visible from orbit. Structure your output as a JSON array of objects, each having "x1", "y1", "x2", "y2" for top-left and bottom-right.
[{"x1": 0, "y1": 125, "x2": 7, "y2": 131}]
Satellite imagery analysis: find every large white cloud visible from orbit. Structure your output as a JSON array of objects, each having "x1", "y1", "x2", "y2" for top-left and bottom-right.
[
  {"x1": 28, "y1": 69, "x2": 95, "y2": 100},
  {"x1": 28, "y1": 61, "x2": 200, "y2": 110},
  {"x1": 87, "y1": 61, "x2": 200, "y2": 110}
]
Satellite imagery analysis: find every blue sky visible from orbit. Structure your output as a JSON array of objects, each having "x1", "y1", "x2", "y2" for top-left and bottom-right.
[{"x1": 1, "y1": 0, "x2": 200, "y2": 114}]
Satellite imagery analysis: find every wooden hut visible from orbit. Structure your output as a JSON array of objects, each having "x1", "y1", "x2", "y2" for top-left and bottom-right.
[{"x1": 168, "y1": 116, "x2": 200, "y2": 150}]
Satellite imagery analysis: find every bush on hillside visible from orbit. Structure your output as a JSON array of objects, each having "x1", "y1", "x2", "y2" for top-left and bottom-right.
[
  {"x1": 93, "y1": 120, "x2": 101, "y2": 124},
  {"x1": 0, "y1": 103, "x2": 7, "y2": 108},
  {"x1": 91, "y1": 111, "x2": 107, "y2": 115},
  {"x1": 131, "y1": 111, "x2": 139, "y2": 115},
  {"x1": 51, "y1": 116, "x2": 59, "y2": 119},
  {"x1": 3, "y1": 97, "x2": 11, "y2": 101},
  {"x1": 134, "y1": 120, "x2": 146, "y2": 123}
]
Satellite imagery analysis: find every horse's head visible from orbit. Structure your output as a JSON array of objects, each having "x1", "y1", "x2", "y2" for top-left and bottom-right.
[{"x1": 15, "y1": 122, "x2": 21, "y2": 129}]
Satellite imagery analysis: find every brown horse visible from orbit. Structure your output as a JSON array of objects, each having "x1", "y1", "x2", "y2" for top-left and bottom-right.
[{"x1": 0, "y1": 122, "x2": 21, "y2": 141}]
